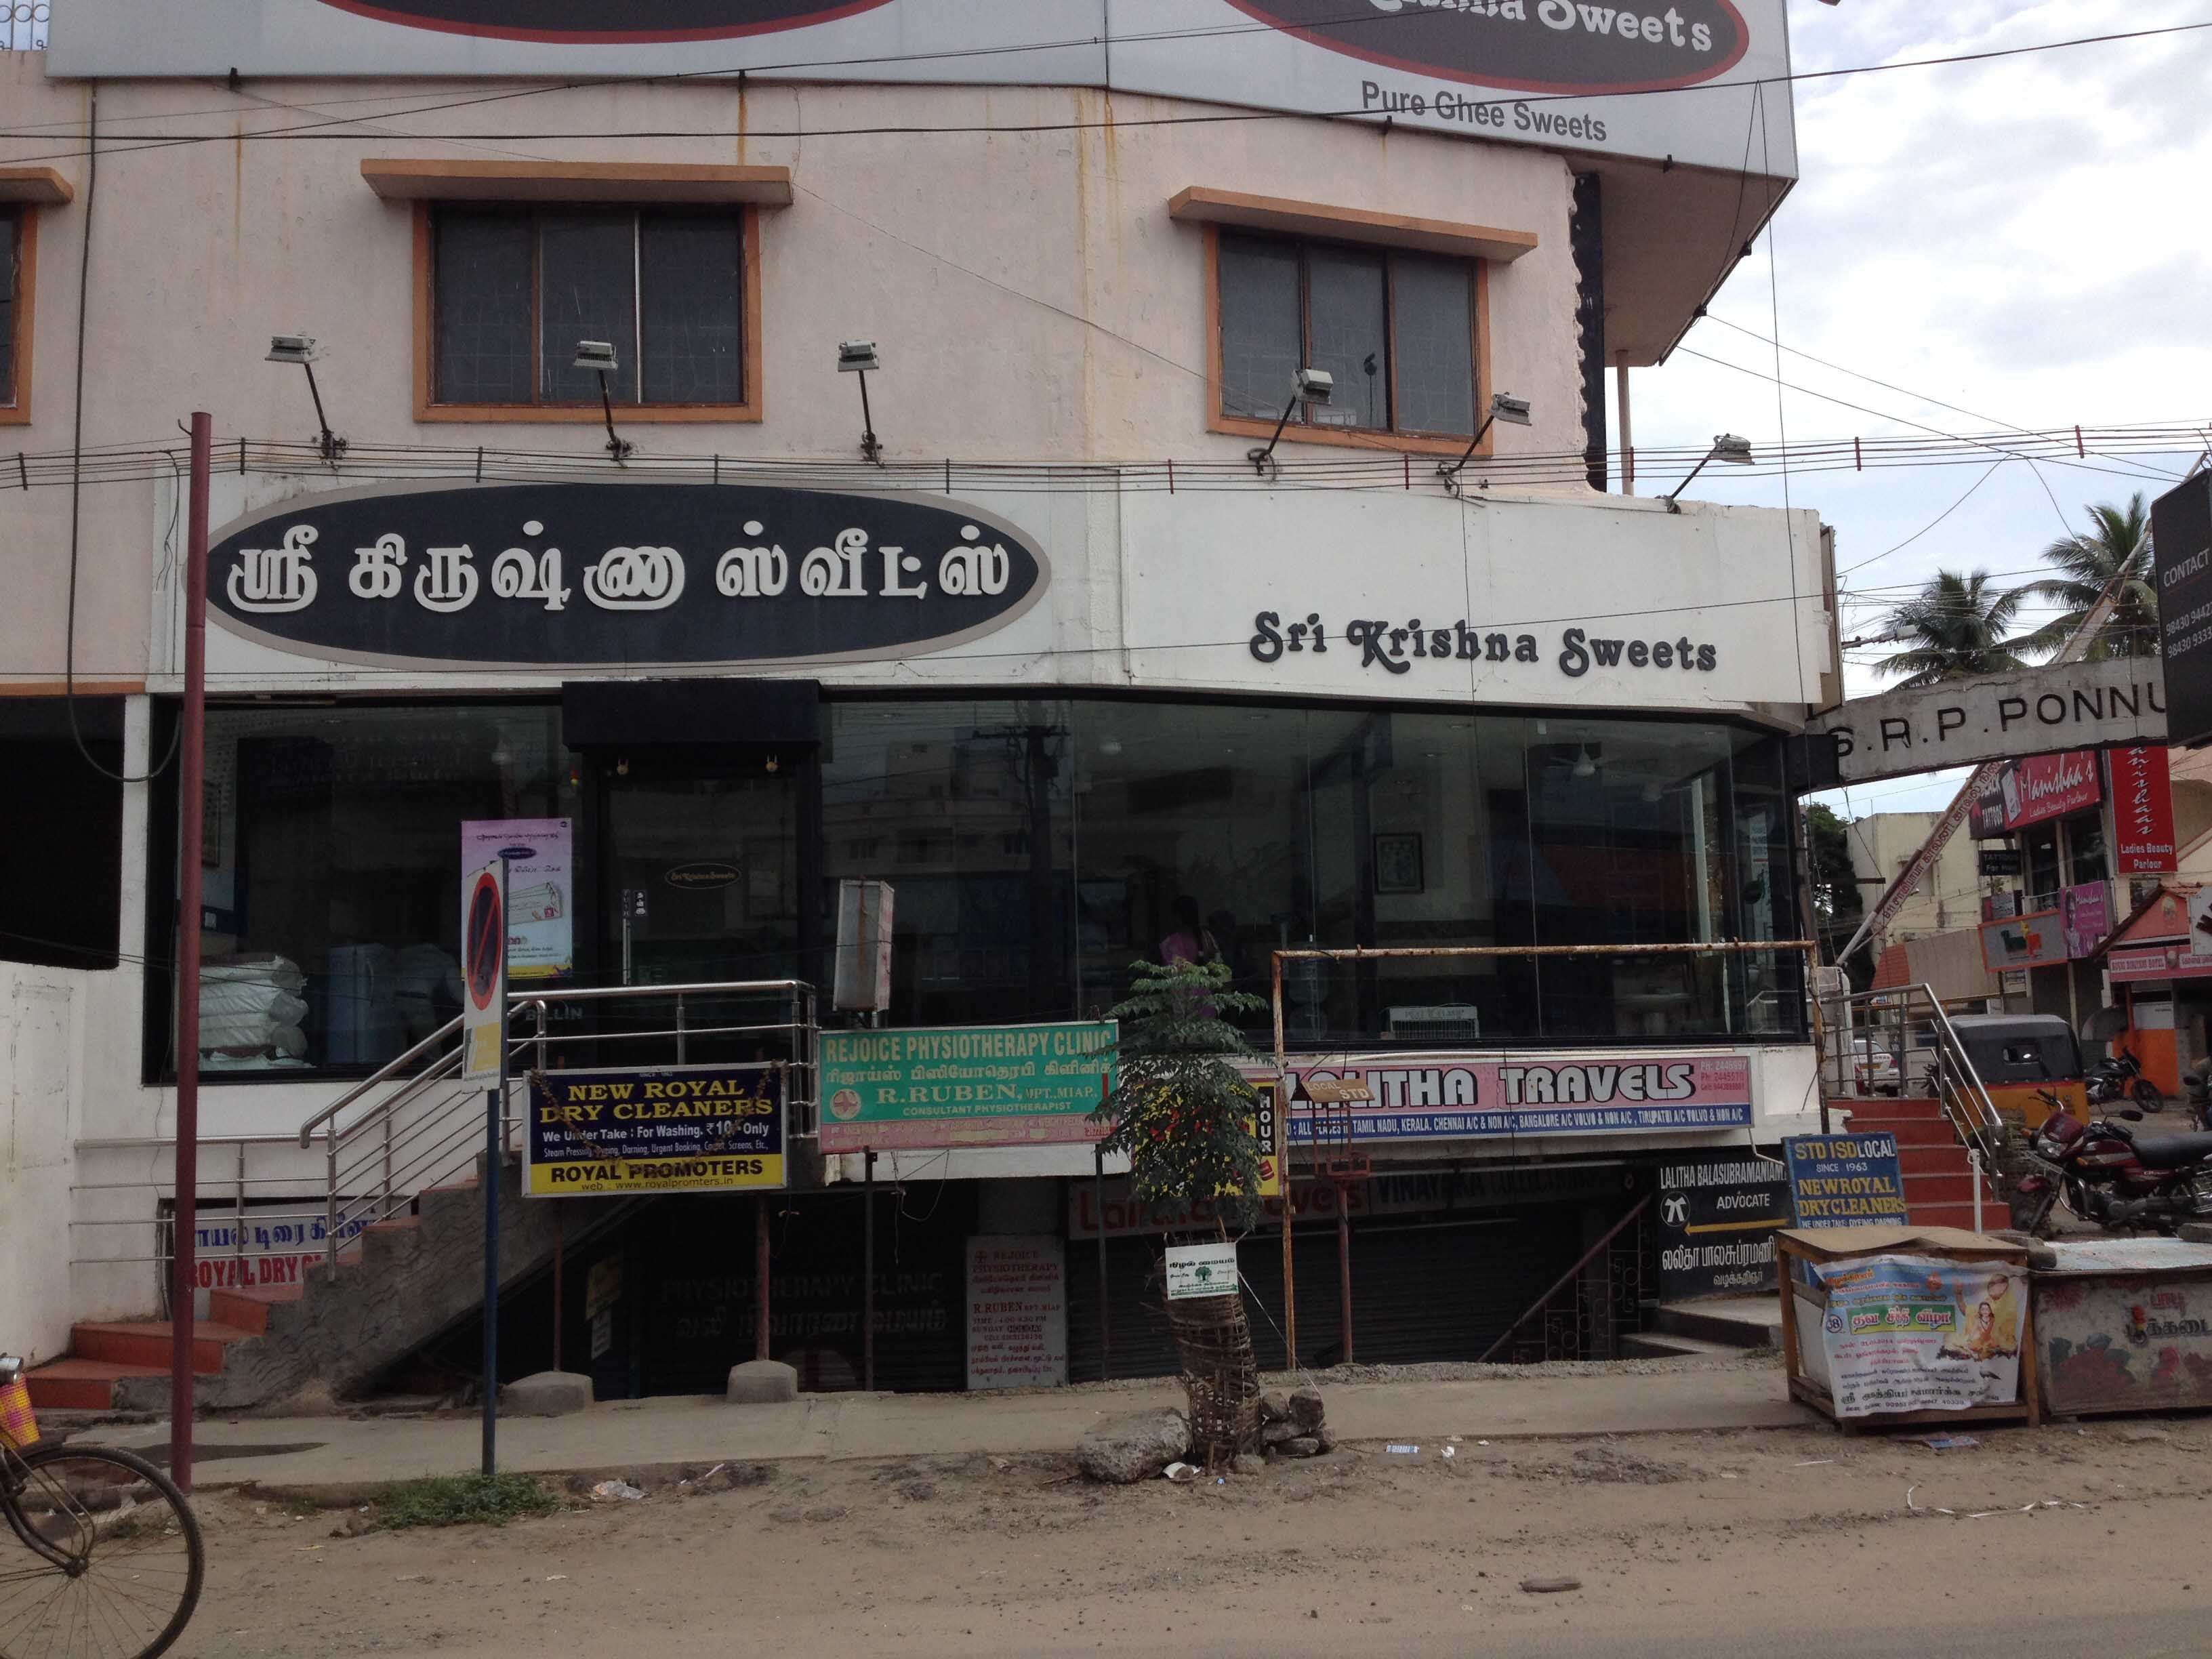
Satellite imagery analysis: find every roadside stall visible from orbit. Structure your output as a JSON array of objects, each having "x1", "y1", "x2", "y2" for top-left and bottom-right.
[
  {"x1": 1776, "y1": 1225, "x2": 2041, "y2": 1431},
  {"x1": 2033, "y1": 1237, "x2": 2212, "y2": 1418}
]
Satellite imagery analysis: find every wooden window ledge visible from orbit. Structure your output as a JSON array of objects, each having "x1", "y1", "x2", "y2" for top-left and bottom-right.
[
  {"x1": 0, "y1": 168, "x2": 73, "y2": 206},
  {"x1": 1170, "y1": 186, "x2": 1535, "y2": 263},
  {"x1": 364, "y1": 160, "x2": 794, "y2": 207}
]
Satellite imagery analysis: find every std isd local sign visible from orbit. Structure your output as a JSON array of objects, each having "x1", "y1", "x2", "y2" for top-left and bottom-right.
[{"x1": 525, "y1": 1064, "x2": 785, "y2": 1196}]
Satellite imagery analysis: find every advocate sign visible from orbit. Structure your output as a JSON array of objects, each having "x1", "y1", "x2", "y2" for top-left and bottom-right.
[
  {"x1": 52, "y1": 0, "x2": 1794, "y2": 176},
  {"x1": 1809, "y1": 658, "x2": 2167, "y2": 787}
]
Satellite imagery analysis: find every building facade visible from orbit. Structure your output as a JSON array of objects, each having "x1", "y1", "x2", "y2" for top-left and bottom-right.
[{"x1": 0, "y1": 3, "x2": 1831, "y2": 1386}]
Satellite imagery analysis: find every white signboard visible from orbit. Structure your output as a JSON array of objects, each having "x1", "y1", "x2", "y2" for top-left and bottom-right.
[
  {"x1": 463, "y1": 819, "x2": 573, "y2": 981},
  {"x1": 1164, "y1": 1242, "x2": 1241, "y2": 1302},
  {"x1": 49, "y1": 0, "x2": 1795, "y2": 176},
  {"x1": 966, "y1": 1236, "x2": 1068, "y2": 1390},
  {"x1": 1810, "y1": 659, "x2": 2169, "y2": 787},
  {"x1": 1807, "y1": 1255, "x2": 2025, "y2": 1419},
  {"x1": 459, "y1": 857, "x2": 507, "y2": 1081}
]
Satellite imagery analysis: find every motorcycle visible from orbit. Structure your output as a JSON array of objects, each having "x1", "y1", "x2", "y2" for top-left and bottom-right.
[
  {"x1": 2086, "y1": 1048, "x2": 2166, "y2": 1113},
  {"x1": 2013, "y1": 1088, "x2": 2212, "y2": 1237},
  {"x1": 2186, "y1": 1059, "x2": 2212, "y2": 1132}
]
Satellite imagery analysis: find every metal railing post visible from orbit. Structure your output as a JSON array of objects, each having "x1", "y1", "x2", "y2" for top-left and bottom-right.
[
  {"x1": 676, "y1": 991, "x2": 687, "y2": 1065},
  {"x1": 325, "y1": 1124, "x2": 340, "y2": 1272},
  {"x1": 234, "y1": 1141, "x2": 247, "y2": 1273}
]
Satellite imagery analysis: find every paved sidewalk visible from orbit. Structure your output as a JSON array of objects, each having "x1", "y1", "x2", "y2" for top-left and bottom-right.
[{"x1": 91, "y1": 1360, "x2": 1813, "y2": 1494}]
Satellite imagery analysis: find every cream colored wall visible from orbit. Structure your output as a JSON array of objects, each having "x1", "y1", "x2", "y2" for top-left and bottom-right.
[
  {"x1": 0, "y1": 63, "x2": 1590, "y2": 693},
  {"x1": 1846, "y1": 811, "x2": 1986, "y2": 945}
]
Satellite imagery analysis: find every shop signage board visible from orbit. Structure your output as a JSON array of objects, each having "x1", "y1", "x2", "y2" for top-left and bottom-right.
[
  {"x1": 2153, "y1": 471, "x2": 2212, "y2": 750},
  {"x1": 1784, "y1": 1134, "x2": 1907, "y2": 1229},
  {"x1": 1978, "y1": 909, "x2": 2066, "y2": 974},
  {"x1": 459, "y1": 857, "x2": 507, "y2": 1080},
  {"x1": 2184, "y1": 889, "x2": 2212, "y2": 973},
  {"x1": 1657, "y1": 1153, "x2": 1788, "y2": 1300},
  {"x1": 1252, "y1": 1055, "x2": 1753, "y2": 1143},
  {"x1": 1164, "y1": 1242, "x2": 1240, "y2": 1302},
  {"x1": 1805, "y1": 1254, "x2": 2026, "y2": 1418},
  {"x1": 1069, "y1": 1164, "x2": 1633, "y2": 1239},
  {"x1": 52, "y1": 0, "x2": 1797, "y2": 177},
  {"x1": 523, "y1": 1064, "x2": 785, "y2": 1196},
  {"x1": 2062, "y1": 882, "x2": 2114, "y2": 963},
  {"x1": 817, "y1": 1021, "x2": 1115, "y2": 1153},
  {"x1": 2108, "y1": 746, "x2": 2178, "y2": 874},
  {"x1": 203, "y1": 483, "x2": 1048, "y2": 670},
  {"x1": 1967, "y1": 751, "x2": 2104, "y2": 838},
  {"x1": 1976, "y1": 848, "x2": 2022, "y2": 878},
  {"x1": 1810, "y1": 660, "x2": 2167, "y2": 787},
  {"x1": 965, "y1": 1236, "x2": 1068, "y2": 1391},
  {"x1": 462, "y1": 819, "x2": 572, "y2": 981}
]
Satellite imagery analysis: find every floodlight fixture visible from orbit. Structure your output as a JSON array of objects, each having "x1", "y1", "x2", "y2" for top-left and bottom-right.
[
  {"x1": 266, "y1": 334, "x2": 346, "y2": 462},
  {"x1": 573, "y1": 341, "x2": 633, "y2": 464},
  {"x1": 838, "y1": 340, "x2": 884, "y2": 464},
  {"x1": 1664, "y1": 433, "x2": 1754, "y2": 512},
  {"x1": 1437, "y1": 391, "x2": 1532, "y2": 493},
  {"x1": 1248, "y1": 367, "x2": 1334, "y2": 480}
]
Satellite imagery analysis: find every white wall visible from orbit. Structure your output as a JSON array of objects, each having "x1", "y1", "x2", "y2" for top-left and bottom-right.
[{"x1": 0, "y1": 962, "x2": 87, "y2": 1361}]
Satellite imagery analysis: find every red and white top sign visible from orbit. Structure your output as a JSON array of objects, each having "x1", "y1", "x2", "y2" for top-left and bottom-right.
[{"x1": 2108, "y1": 747, "x2": 2178, "y2": 876}]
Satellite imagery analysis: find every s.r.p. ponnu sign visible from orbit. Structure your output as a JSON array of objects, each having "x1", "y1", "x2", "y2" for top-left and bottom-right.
[
  {"x1": 1228, "y1": 0, "x2": 1750, "y2": 95},
  {"x1": 313, "y1": 0, "x2": 891, "y2": 43}
]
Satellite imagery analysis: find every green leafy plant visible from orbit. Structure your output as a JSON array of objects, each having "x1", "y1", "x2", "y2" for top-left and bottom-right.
[
  {"x1": 375, "y1": 1471, "x2": 560, "y2": 1530},
  {"x1": 1090, "y1": 958, "x2": 1267, "y2": 1225}
]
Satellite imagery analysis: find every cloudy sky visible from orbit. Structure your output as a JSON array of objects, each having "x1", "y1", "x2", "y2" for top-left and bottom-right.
[{"x1": 1621, "y1": 0, "x2": 2211, "y2": 818}]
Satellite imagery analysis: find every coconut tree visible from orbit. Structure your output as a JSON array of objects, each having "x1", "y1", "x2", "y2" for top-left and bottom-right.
[
  {"x1": 1872, "y1": 569, "x2": 2032, "y2": 688},
  {"x1": 2009, "y1": 494, "x2": 2159, "y2": 661}
]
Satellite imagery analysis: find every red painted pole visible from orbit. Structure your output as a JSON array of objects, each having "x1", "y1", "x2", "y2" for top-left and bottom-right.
[{"x1": 171, "y1": 412, "x2": 211, "y2": 1493}]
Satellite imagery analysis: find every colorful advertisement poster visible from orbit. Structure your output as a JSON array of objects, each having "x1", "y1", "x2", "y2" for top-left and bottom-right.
[
  {"x1": 1784, "y1": 1133, "x2": 1908, "y2": 1229},
  {"x1": 462, "y1": 818, "x2": 573, "y2": 981},
  {"x1": 1248, "y1": 1055, "x2": 1753, "y2": 1143},
  {"x1": 1658, "y1": 1153, "x2": 1790, "y2": 1300},
  {"x1": 523, "y1": 1065, "x2": 785, "y2": 1197},
  {"x1": 2108, "y1": 747, "x2": 2177, "y2": 875},
  {"x1": 1978, "y1": 909, "x2": 2067, "y2": 973},
  {"x1": 966, "y1": 1237, "x2": 1067, "y2": 1391},
  {"x1": 1809, "y1": 1254, "x2": 2026, "y2": 1418},
  {"x1": 2039, "y1": 1251, "x2": 2212, "y2": 1415},
  {"x1": 2062, "y1": 882, "x2": 2114, "y2": 962},
  {"x1": 818, "y1": 1022, "x2": 1115, "y2": 1153}
]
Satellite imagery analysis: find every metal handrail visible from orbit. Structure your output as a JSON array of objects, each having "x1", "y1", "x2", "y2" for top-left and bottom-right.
[
  {"x1": 1826, "y1": 983, "x2": 2007, "y2": 1210},
  {"x1": 1479, "y1": 1193, "x2": 1653, "y2": 1363},
  {"x1": 295, "y1": 1015, "x2": 465, "y2": 1145}
]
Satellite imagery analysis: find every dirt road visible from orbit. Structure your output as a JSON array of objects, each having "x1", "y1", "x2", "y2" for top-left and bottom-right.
[{"x1": 184, "y1": 1415, "x2": 2212, "y2": 1658}]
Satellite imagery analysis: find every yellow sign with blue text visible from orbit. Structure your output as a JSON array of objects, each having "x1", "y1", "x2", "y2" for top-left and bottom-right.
[{"x1": 524, "y1": 1065, "x2": 785, "y2": 1197}]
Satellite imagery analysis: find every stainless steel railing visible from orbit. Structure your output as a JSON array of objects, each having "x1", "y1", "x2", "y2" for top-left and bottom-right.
[{"x1": 1822, "y1": 983, "x2": 2007, "y2": 1224}]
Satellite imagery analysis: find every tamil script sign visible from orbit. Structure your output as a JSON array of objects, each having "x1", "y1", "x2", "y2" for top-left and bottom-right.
[
  {"x1": 1658, "y1": 1153, "x2": 1789, "y2": 1300},
  {"x1": 2154, "y1": 471, "x2": 2212, "y2": 750},
  {"x1": 1807, "y1": 1254, "x2": 2026, "y2": 1418},
  {"x1": 1165, "y1": 1242, "x2": 1240, "y2": 1302},
  {"x1": 1784, "y1": 1133, "x2": 1907, "y2": 1229},
  {"x1": 53, "y1": 0, "x2": 1796, "y2": 176},
  {"x1": 1809, "y1": 659, "x2": 2166, "y2": 787},
  {"x1": 1250, "y1": 1054, "x2": 1753, "y2": 1143},
  {"x1": 817, "y1": 1022, "x2": 1115, "y2": 1153},
  {"x1": 966, "y1": 1236, "x2": 1067, "y2": 1391},
  {"x1": 524, "y1": 1064, "x2": 785, "y2": 1197}
]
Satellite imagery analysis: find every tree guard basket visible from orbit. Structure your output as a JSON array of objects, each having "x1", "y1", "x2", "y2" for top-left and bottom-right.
[{"x1": 1167, "y1": 1290, "x2": 1261, "y2": 1466}]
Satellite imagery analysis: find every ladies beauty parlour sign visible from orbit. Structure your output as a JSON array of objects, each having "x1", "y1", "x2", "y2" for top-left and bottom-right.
[{"x1": 205, "y1": 481, "x2": 1046, "y2": 670}]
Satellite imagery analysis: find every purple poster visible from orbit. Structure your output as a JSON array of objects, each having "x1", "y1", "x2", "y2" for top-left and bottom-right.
[{"x1": 2062, "y1": 882, "x2": 2113, "y2": 962}]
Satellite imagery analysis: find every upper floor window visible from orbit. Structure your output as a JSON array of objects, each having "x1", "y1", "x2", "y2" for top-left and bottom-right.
[
  {"x1": 426, "y1": 204, "x2": 757, "y2": 417},
  {"x1": 1, "y1": 206, "x2": 27, "y2": 420},
  {"x1": 1216, "y1": 231, "x2": 1479, "y2": 443}
]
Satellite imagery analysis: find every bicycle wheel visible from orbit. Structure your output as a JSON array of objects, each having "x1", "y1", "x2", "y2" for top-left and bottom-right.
[{"x1": 0, "y1": 1443, "x2": 203, "y2": 1659}]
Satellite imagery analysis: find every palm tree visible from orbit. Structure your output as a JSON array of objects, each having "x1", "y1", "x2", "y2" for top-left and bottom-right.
[
  {"x1": 1872, "y1": 569, "x2": 2032, "y2": 688},
  {"x1": 2009, "y1": 495, "x2": 2159, "y2": 661}
]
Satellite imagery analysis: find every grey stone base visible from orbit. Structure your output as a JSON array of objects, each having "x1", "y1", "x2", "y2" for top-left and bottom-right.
[
  {"x1": 503, "y1": 1370, "x2": 594, "y2": 1418},
  {"x1": 726, "y1": 1360, "x2": 799, "y2": 1404}
]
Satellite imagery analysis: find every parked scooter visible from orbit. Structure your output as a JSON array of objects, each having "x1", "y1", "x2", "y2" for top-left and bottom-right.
[
  {"x1": 2013, "y1": 1088, "x2": 2212, "y2": 1236},
  {"x1": 2086, "y1": 1047, "x2": 2166, "y2": 1112}
]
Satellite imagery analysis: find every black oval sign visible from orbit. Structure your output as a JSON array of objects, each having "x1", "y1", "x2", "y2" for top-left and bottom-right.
[
  {"x1": 316, "y1": 0, "x2": 892, "y2": 44},
  {"x1": 207, "y1": 482, "x2": 1048, "y2": 670},
  {"x1": 1226, "y1": 0, "x2": 1750, "y2": 96},
  {"x1": 665, "y1": 862, "x2": 743, "y2": 893}
]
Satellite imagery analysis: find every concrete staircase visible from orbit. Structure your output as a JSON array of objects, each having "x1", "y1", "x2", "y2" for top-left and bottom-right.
[
  {"x1": 28, "y1": 1155, "x2": 621, "y2": 1415},
  {"x1": 1838, "y1": 1094, "x2": 1988, "y2": 1231}
]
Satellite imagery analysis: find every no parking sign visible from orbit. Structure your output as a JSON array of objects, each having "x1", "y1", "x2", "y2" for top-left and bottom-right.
[{"x1": 462, "y1": 859, "x2": 506, "y2": 1080}]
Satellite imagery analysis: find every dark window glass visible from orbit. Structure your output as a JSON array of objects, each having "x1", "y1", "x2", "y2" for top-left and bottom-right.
[
  {"x1": 0, "y1": 705, "x2": 123, "y2": 971},
  {"x1": 539, "y1": 213, "x2": 638, "y2": 404},
  {"x1": 1216, "y1": 234, "x2": 1479, "y2": 437},
  {"x1": 1392, "y1": 256, "x2": 1476, "y2": 434},
  {"x1": 1217, "y1": 236, "x2": 1303, "y2": 422},
  {"x1": 0, "y1": 209, "x2": 17, "y2": 405},
  {"x1": 433, "y1": 213, "x2": 533, "y2": 405},
  {"x1": 640, "y1": 216, "x2": 745, "y2": 405},
  {"x1": 432, "y1": 207, "x2": 747, "y2": 407}
]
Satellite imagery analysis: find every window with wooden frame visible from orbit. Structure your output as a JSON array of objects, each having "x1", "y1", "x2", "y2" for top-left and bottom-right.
[
  {"x1": 417, "y1": 203, "x2": 761, "y2": 422},
  {"x1": 1207, "y1": 227, "x2": 1489, "y2": 454},
  {"x1": 0, "y1": 205, "x2": 35, "y2": 424}
]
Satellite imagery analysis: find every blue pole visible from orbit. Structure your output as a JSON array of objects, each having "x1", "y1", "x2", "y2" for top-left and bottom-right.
[{"x1": 481, "y1": 854, "x2": 509, "y2": 1477}]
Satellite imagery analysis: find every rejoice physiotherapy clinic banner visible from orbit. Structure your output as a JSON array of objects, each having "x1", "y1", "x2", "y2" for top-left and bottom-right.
[
  {"x1": 50, "y1": 0, "x2": 1795, "y2": 176},
  {"x1": 525, "y1": 1065, "x2": 785, "y2": 1196}
]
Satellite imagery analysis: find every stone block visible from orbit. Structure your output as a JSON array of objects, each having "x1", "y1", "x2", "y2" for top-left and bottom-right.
[
  {"x1": 1288, "y1": 1389, "x2": 1326, "y2": 1432},
  {"x1": 503, "y1": 1370, "x2": 593, "y2": 1418},
  {"x1": 1077, "y1": 1409, "x2": 1189, "y2": 1484},
  {"x1": 726, "y1": 1360, "x2": 799, "y2": 1405},
  {"x1": 1257, "y1": 1390, "x2": 1291, "y2": 1425},
  {"x1": 1275, "y1": 1436, "x2": 1322, "y2": 1458}
]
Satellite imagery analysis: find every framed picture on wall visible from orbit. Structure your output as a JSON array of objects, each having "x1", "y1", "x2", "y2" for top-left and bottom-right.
[{"x1": 1374, "y1": 833, "x2": 1425, "y2": 895}]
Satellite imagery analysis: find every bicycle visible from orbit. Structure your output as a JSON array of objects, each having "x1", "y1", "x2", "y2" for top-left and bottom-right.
[{"x1": 0, "y1": 1355, "x2": 205, "y2": 1659}]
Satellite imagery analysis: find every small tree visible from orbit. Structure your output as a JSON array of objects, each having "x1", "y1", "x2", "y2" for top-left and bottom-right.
[{"x1": 1092, "y1": 958, "x2": 1267, "y2": 1467}]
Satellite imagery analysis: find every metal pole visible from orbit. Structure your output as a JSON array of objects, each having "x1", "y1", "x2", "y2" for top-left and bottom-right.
[
  {"x1": 551, "y1": 1204, "x2": 564, "y2": 1376},
  {"x1": 480, "y1": 854, "x2": 509, "y2": 1477},
  {"x1": 1273, "y1": 952, "x2": 1295, "y2": 1369},
  {"x1": 755, "y1": 1195, "x2": 773, "y2": 1362},
  {"x1": 1092, "y1": 1138, "x2": 1111, "y2": 1381},
  {"x1": 169, "y1": 411, "x2": 211, "y2": 1494},
  {"x1": 1336, "y1": 1195, "x2": 1353, "y2": 1367},
  {"x1": 862, "y1": 1149, "x2": 876, "y2": 1392},
  {"x1": 1615, "y1": 354, "x2": 1634, "y2": 495}
]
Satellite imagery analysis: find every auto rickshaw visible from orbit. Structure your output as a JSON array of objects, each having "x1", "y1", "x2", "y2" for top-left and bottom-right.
[{"x1": 1944, "y1": 1014, "x2": 2087, "y2": 1131}]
